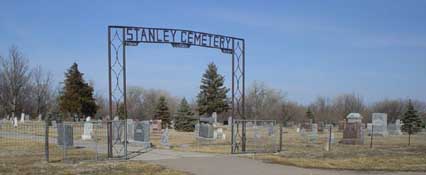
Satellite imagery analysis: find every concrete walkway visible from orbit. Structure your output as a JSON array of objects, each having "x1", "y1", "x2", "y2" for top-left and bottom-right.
[{"x1": 133, "y1": 149, "x2": 425, "y2": 175}]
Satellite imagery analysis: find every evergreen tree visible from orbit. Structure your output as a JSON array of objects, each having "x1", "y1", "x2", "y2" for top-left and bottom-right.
[
  {"x1": 59, "y1": 63, "x2": 98, "y2": 120},
  {"x1": 306, "y1": 108, "x2": 315, "y2": 123},
  {"x1": 175, "y1": 98, "x2": 196, "y2": 132},
  {"x1": 154, "y1": 96, "x2": 171, "y2": 129},
  {"x1": 401, "y1": 100, "x2": 422, "y2": 145},
  {"x1": 196, "y1": 63, "x2": 229, "y2": 116}
]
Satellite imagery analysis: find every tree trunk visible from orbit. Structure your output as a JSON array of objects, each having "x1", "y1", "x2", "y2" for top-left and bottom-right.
[{"x1": 408, "y1": 133, "x2": 411, "y2": 146}]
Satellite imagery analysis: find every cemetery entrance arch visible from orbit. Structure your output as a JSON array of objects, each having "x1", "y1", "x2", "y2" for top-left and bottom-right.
[{"x1": 107, "y1": 26, "x2": 246, "y2": 158}]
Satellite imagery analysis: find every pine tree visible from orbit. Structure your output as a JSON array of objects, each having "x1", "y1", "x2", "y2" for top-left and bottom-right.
[
  {"x1": 196, "y1": 63, "x2": 229, "y2": 116},
  {"x1": 306, "y1": 108, "x2": 315, "y2": 123},
  {"x1": 175, "y1": 98, "x2": 196, "y2": 132},
  {"x1": 154, "y1": 96, "x2": 171, "y2": 129},
  {"x1": 401, "y1": 100, "x2": 422, "y2": 145},
  {"x1": 59, "y1": 63, "x2": 98, "y2": 120}
]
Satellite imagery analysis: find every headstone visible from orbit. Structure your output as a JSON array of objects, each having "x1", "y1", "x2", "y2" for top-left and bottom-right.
[
  {"x1": 310, "y1": 124, "x2": 318, "y2": 143},
  {"x1": 38, "y1": 114, "x2": 42, "y2": 121},
  {"x1": 160, "y1": 127, "x2": 170, "y2": 148},
  {"x1": 347, "y1": 113, "x2": 362, "y2": 123},
  {"x1": 199, "y1": 123, "x2": 214, "y2": 138},
  {"x1": 296, "y1": 127, "x2": 300, "y2": 133},
  {"x1": 341, "y1": 113, "x2": 364, "y2": 144},
  {"x1": 372, "y1": 113, "x2": 388, "y2": 136},
  {"x1": 13, "y1": 117, "x2": 18, "y2": 127},
  {"x1": 20, "y1": 113, "x2": 25, "y2": 123},
  {"x1": 194, "y1": 123, "x2": 200, "y2": 137},
  {"x1": 214, "y1": 127, "x2": 226, "y2": 140},
  {"x1": 57, "y1": 123, "x2": 74, "y2": 148},
  {"x1": 388, "y1": 119, "x2": 402, "y2": 135},
  {"x1": 228, "y1": 116, "x2": 232, "y2": 126},
  {"x1": 338, "y1": 120, "x2": 345, "y2": 131},
  {"x1": 134, "y1": 121, "x2": 151, "y2": 148},
  {"x1": 25, "y1": 114, "x2": 30, "y2": 121},
  {"x1": 268, "y1": 123, "x2": 274, "y2": 136},
  {"x1": 212, "y1": 112, "x2": 218, "y2": 123},
  {"x1": 113, "y1": 116, "x2": 119, "y2": 121},
  {"x1": 367, "y1": 123, "x2": 373, "y2": 135},
  {"x1": 152, "y1": 120, "x2": 162, "y2": 133},
  {"x1": 51, "y1": 120, "x2": 57, "y2": 128},
  {"x1": 82, "y1": 118, "x2": 93, "y2": 140},
  {"x1": 127, "y1": 119, "x2": 134, "y2": 141},
  {"x1": 341, "y1": 122, "x2": 364, "y2": 144}
]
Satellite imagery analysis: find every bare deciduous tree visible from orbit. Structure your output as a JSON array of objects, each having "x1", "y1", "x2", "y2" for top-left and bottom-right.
[
  {"x1": 32, "y1": 65, "x2": 53, "y2": 117},
  {"x1": 0, "y1": 46, "x2": 31, "y2": 118}
]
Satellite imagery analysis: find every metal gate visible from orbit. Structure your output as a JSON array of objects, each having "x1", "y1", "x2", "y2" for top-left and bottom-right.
[{"x1": 232, "y1": 119, "x2": 280, "y2": 153}]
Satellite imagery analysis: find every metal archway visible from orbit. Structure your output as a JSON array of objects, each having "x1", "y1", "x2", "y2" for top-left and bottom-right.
[{"x1": 107, "y1": 26, "x2": 245, "y2": 158}]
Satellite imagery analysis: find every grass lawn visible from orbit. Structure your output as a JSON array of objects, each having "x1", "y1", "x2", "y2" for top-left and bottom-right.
[
  {"x1": 0, "y1": 137, "x2": 188, "y2": 175},
  {"x1": 253, "y1": 128, "x2": 426, "y2": 172}
]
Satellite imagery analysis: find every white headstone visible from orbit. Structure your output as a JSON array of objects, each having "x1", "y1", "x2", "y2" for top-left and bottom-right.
[
  {"x1": 372, "y1": 113, "x2": 388, "y2": 136},
  {"x1": 127, "y1": 119, "x2": 134, "y2": 141},
  {"x1": 13, "y1": 117, "x2": 18, "y2": 127},
  {"x1": 82, "y1": 120, "x2": 93, "y2": 140},
  {"x1": 367, "y1": 123, "x2": 373, "y2": 135},
  {"x1": 228, "y1": 116, "x2": 232, "y2": 127},
  {"x1": 212, "y1": 112, "x2": 218, "y2": 123},
  {"x1": 113, "y1": 116, "x2": 119, "y2": 121},
  {"x1": 346, "y1": 113, "x2": 363, "y2": 123},
  {"x1": 86, "y1": 116, "x2": 91, "y2": 122},
  {"x1": 20, "y1": 113, "x2": 25, "y2": 123},
  {"x1": 38, "y1": 114, "x2": 42, "y2": 121},
  {"x1": 296, "y1": 128, "x2": 300, "y2": 133}
]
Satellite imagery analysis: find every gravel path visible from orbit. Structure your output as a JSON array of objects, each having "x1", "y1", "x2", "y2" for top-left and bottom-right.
[{"x1": 135, "y1": 150, "x2": 425, "y2": 175}]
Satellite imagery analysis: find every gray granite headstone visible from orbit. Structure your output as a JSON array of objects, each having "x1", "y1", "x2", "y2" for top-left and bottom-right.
[
  {"x1": 57, "y1": 123, "x2": 73, "y2": 148},
  {"x1": 160, "y1": 127, "x2": 170, "y2": 148},
  {"x1": 194, "y1": 123, "x2": 200, "y2": 137},
  {"x1": 134, "y1": 121, "x2": 150, "y2": 142},
  {"x1": 199, "y1": 123, "x2": 214, "y2": 138},
  {"x1": 268, "y1": 123, "x2": 274, "y2": 136},
  {"x1": 310, "y1": 124, "x2": 318, "y2": 143},
  {"x1": 388, "y1": 119, "x2": 402, "y2": 135},
  {"x1": 25, "y1": 114, "x2": 30, "y2": 121},
  {"x1": 372, "y1": 113, "x2": 388, "y2": 136}
]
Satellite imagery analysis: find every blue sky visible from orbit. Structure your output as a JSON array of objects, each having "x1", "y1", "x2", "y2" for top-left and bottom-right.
[{"x1": 1, "y1": 0, "x2": 425, "y2": 104}]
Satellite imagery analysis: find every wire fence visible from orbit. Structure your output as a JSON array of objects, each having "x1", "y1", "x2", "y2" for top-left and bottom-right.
[{"x1": 2, "y1": 119, "x2": 425, "y2": 164}]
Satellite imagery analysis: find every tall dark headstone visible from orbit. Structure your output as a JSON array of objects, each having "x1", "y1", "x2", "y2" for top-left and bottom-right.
[{"x1": 57, "y1": 123, "x2": 73, "y2": 148}]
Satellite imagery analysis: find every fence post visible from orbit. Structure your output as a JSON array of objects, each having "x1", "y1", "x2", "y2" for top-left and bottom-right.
[
  {"x1": 328, "y1": 126, "x2": 332, "y2": 151},
  {"x1": 279, "y1": 122, "x2": 283, "y2": 152},
  {"x1": 370, "y1": 124, "x2": 374, "y2": 148},
  {"x1": 45, "y1": 114, "x2": 49, "y2": 162}
]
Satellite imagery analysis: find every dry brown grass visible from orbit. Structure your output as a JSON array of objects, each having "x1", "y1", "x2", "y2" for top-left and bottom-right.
[
  {"x1": 253, "y1": 128, "x2": 426, "y2": 172},
  {"x1": 0, "y1": 137, "x2": 188, "y2": 175}
]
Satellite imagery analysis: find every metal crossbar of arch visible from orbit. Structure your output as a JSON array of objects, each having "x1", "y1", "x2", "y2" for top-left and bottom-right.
[{"x1": 107, "y1": 26, "x2": 246, "y2": 157}]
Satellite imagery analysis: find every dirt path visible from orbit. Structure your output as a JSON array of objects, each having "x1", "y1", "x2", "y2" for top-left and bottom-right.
[{"x1": 135, "y1": 149, "x2": 425, "y2": 175}]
